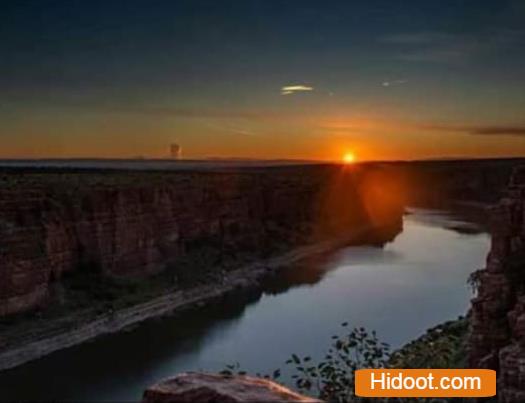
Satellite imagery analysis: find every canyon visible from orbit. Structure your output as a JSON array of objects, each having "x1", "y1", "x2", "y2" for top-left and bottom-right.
[
  {"x1": 469, "y1": 166, "x2": 525, "y2": 402},
  {"x1": 0, "y1": 164, "x2": 403, "y2": 318},
  {"x1": 2, "y1": 159, "x2": 525, "y2": 402},
  {"x1": 0, "y1": 163, "x2": 403, "y2": 368}
]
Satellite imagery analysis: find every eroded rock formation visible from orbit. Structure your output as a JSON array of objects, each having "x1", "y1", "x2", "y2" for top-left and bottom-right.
[
  {"x1": 143, "y1": 372, "x2": 321, "y2": 402},
  {"x1": 469, "y1": 166, "x2": 525, "y2": 402},
  {"x1": 0, "y1": 165, "x2": 403, "y2": 317}
]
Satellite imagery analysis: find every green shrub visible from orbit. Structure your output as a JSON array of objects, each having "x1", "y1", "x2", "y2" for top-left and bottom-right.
[
  {"x1": 222, "y1": 323, "x2": 390, "y2": 403},
  {"x1": 222, "y1": 319, "x2": 469, "y2": 402}
]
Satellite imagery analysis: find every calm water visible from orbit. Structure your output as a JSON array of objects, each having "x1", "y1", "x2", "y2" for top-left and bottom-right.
[{"x1": 0, "y1": 209, "x2": 489, "y2": 401}]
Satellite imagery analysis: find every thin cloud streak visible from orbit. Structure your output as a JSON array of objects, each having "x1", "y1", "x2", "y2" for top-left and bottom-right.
[
  {"x1": 381, "y1": 29, "x2": 525, "y2": 63},
  {"x1": 321, "y1": 119, "x2": 525, "y2": 137},
  {"x1": 33, "y1": 100, "x2": 321, "y2": 122},
  {"x1": 472, "y1": 127, "x2": 525, "y2": 136},
  {"x1": 422, "y1": 124, "x2": 525, "y2": 136},
  {"x1": 382, "y1": 79, "x2": 408, "y2": 87},
  {"x1": 281, "y1": 85, "x2": 314, "y2": 95},
  {"x1": 103, "y1": 105, "x2": 288, "y2": 120},
  {"x1": 202, "y1": 121, "x2": 258, "y2": 136}
]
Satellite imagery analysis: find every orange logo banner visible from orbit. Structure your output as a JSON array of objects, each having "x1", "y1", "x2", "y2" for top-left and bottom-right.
[{"x1": 355, "y1": 369, "x2": 496, "y2": 398}]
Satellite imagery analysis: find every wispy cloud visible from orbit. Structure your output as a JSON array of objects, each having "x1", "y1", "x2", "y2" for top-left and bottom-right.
[
  {"x1": 471, "y1": 127, "x2": 525, "y2": 136},
  {"x1": 382, "y1": 32, "x2": 477, "y2": 63},
  {"x1": 321, "y1": 118, "x2": 525, "y2": 138},
  {"x1": 55, "y1": 101, "x2": 316, "y2": 122},
  {"x1": 281, "y1": 85, "x2": 314, "y2": 95},
  {"x1": 421, "y1": 124, "x2": 525, "y2": 136},
  {"x1": 382, "y1": 32, "x2": 453, "y2": 45},
  {"x1": 381, "y1": 29, "x2": 525, "y2": 63},
  {"x1": 105, "y1": 105, "x2": 284, "y2": 120},
  {"x1": 202, "y1": 120, "x2": 258, "y2": 136},
  {"x1": 382, "y1": 79, "x2": 408, "y2": 87},
  {"x1": 381, "y1": 32, "x2": 452, "y2": 45}
]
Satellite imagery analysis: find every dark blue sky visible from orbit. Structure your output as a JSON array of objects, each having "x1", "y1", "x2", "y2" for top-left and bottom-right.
[{"x1": 1, "y1": 0, "x2": 524, "y2": 160}]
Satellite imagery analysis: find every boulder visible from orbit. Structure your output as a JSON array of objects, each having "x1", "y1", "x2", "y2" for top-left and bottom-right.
[{"x1": 143, "y1": 372, "x2": 322, "y2": 402}]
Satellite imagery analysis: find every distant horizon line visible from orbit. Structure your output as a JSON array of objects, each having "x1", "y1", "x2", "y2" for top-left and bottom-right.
[{"x1": 1, "y1": 156, "x2": 525, "y2": 164}]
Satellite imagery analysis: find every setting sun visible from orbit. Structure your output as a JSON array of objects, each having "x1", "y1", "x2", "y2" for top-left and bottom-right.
[{"x1": 343, "y1": 152, "x2": 356, "y2": 164}]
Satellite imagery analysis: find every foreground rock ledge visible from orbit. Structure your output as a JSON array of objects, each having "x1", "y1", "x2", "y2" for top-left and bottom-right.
[{"x1": 143, "y1": 372, "x2": 322, "y2": 402}]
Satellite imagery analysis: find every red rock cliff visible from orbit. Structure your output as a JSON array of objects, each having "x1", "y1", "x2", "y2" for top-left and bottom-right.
[
  {"x1": 469, "y1": 167, "x2": 525, "y2": 402},
  {"x1": 0, "y1": 165, "x2": 403, "y2": 317}
]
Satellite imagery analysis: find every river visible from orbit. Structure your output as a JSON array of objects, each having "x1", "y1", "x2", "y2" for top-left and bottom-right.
[{"x1": 0, "y1": 209, "x2": 490, "y2": 401}]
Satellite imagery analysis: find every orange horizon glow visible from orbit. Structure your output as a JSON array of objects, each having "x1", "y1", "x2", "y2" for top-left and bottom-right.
[{"x1": 2, "y1": 113, "x2": 525, "y2": 162}]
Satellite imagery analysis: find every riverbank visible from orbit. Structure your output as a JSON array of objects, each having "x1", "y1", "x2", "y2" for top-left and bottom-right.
[{"x1": 0, "y1": 224, "x2": 390, "y2": 372}]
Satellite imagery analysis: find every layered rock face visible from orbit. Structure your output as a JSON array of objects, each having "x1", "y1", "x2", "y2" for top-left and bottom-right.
[
  {"x1": 0, "y1": 165, "x2": 403, "y2": 317},
  {"x1": 469, "y1": 167, "x2": 525, "y2": 402},
  {"x1": 387, "y1": 158, "x2": 524, "y2": 208},
  {"x1": 143, "y1": 372, "x2": 321, "y2": 402}
]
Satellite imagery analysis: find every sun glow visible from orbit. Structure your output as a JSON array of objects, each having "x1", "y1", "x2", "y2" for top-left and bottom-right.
[{"x1": 343, "y1": 152, "x2": 356, "y2": 164}]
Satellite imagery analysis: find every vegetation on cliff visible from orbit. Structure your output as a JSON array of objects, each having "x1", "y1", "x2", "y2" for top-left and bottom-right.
[
  {"x1": 389, "y1": 317, "x2": 468, "y2": 369},
  {"x1": 222, "y1": 318, "x2": 469, "y2": 402},
  {"x1": 222, "y1": 323, "x2": 390, "y2": 402}
]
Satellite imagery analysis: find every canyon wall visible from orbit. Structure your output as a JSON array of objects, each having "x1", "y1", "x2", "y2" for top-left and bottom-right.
[
  {"x1": 382, "y1": 158, "x2": 525, "y2": 207},
  {"x1": 469, "y1": 166, "x2": 525, "y2": 402},
  {"x1": 0, "y1": 165, "x2": 403, "y2": 317}
]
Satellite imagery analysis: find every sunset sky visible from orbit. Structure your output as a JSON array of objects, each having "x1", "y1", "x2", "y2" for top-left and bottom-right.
[{"x1": 1, "y1": 0, "x2": 525, "y2": 161}]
